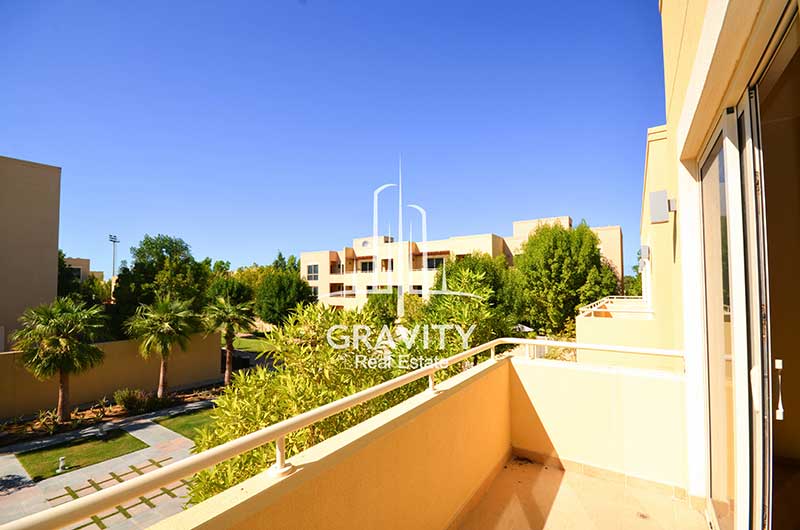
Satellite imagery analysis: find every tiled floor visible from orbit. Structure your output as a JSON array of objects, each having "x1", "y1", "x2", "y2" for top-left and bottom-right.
[{"x1": 458, "y1": 458, "x2": 708, "y2": 530}]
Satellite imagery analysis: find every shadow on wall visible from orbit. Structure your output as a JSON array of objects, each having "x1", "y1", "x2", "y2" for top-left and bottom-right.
[{"x1": 0, "y1": 332, "x2": 221, "y2": 420}]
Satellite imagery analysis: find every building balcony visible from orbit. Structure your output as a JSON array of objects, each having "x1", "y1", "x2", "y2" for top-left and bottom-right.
[
  {"x1": 6, "y1": 339, "x2": 705, "y2": 530},
  {"x1": 577, "y1": 296, "x2": 652, "y2": 319}
]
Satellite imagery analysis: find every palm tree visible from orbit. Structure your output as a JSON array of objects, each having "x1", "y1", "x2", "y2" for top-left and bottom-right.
[
  {"x1": 125, "y1": 297, "x2": 197, "y2": 398},
  {"x1": 204, "y1": 296, "x2": 255, "y2": 385},
  {"x1": 12, "y1": 298, "x2": 106, "y2": 423}
]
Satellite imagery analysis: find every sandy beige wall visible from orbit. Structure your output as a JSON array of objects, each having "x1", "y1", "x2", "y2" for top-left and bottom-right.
[
  {"x1": 0, "y1": 156, "x2": 61, "y2": 351},
  {"x1": 510, "y1": 358, "x2": 687, "y2": 488},
  {"x1": 155, "y1": 359, "x2": 511, "y2": 530},
  {"x1": 0, "y1": 332, "x2": 221, "y2": 419}
]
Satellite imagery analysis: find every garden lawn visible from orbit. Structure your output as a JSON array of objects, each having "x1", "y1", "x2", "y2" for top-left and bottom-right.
[
  {"x1": 221, "y1": 336, "x2": 269, "y2": 354},
  {"x1": 16, "y1": 430, "x2": 148, "y2": 481},
  {"x1": 156, "y1": 408, "x2": 215, "y2": 442}
]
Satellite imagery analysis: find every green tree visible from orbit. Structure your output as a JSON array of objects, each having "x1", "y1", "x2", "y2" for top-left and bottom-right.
[
  {"x1": 434, "y1": 253, "x2": 515, "y2": 338},
  {"x1": 624, "y1": 251, "x2": 643, "y2": 296},
  {"x1": 207, "y1": 276, "x2": 254, "y2": 305},
  {"x1": 75, "y1": 276, "x2": 113, "y2": 306},
  {"x1": 125, "y1": 297, "x2": 198, "y2": 398},
  {"x1": 272, "y1": 252, "x2": 300, "y2": 273},
  {"x1": 11, "y1": 298, "x2": 106, "y2": 422},
  {"x1": 189, "y1": 304, "x2": 419, "y2": 502},
  {"x1": 110, "y1": 235, "x2": 219, "y2": 337},
  {"x1": 513, "y1": 222, "x2": 619, "y2": 335},
  {"x1": 232, "y1": 264, "x2": 273, "y2": 294},
  {"x1": 254, "y1": 269, "x2": 314, "y2": 325},
  {"x1": 204, "y1": 294, "x2": 256, "y2": 385},
  {"x1": 57, "y1": 250, "x2": 80, "y2": 297}
]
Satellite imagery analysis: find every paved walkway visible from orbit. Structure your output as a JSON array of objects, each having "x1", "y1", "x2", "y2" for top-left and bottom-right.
[{"x1": 0, "y1": 402, "x2": 211, "y2": 529}]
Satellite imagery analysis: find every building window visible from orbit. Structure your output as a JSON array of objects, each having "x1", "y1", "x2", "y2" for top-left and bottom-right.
[
  {"x1": 360, "y1": 260, "x2": 374, "y2": 273},
  {"x1": 310, "y1": 286, "x2": 318, "y2": 298},
  {"x1": 426, "y1": 257, "x2": 445, "y2": 270},
  {"x1": 382, "y1": 259, "x2": 393, "y2": 272},
  {"x1": 307, "y1": 264, "x2": 319, "y2": 281}
]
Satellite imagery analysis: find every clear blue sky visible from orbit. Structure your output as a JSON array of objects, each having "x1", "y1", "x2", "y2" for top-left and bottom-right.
[{"x1": 1, "y1": 1, "x2": 665, "y2": 278}]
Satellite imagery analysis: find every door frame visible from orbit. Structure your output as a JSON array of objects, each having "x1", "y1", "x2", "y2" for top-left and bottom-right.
[{"x1": 697, "y1": 107, "x2": 753, "y2": 530}]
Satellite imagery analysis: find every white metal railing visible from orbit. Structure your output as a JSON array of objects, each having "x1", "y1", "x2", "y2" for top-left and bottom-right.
[
  {"x1": 578, "y1": 296, "x2": 653, "y2": 317},
  {"x1": 2, "y1": 337, "x2": 682, "y2": 530}
]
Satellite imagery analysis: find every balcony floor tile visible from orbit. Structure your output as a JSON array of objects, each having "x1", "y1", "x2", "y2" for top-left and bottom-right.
[{"x1": 457, "y1": 457, "x2": 706, "y2": 530}]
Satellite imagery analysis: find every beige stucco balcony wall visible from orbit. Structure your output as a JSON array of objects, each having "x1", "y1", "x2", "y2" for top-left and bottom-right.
[{"x1": 154, "y1": 355, "x2": 688, "y2": 529}]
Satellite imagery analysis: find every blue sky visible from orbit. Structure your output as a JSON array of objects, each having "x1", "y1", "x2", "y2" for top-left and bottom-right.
[{"x1": 1, "y1": 1, "x2": 665, "y2": 278}]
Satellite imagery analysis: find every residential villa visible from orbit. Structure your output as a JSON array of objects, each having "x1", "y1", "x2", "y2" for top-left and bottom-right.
[
  {"x1": 300, "y1": 216, "x2": 624, "y2": 309},
  {"x1": 5, "y1": 1, "x2": 800, "y2": 530},
  {"x1": 64, "y1": 257, "x2": 104, "y2": 282},
  {"x1": 0, "y1": 156, "x2": 61, "y2": 351}
]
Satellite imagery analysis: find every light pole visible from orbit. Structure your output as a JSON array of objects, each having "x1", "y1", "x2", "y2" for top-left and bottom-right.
[{"x1": 108, "y1": 234, "x2": 119, "y2": 279}]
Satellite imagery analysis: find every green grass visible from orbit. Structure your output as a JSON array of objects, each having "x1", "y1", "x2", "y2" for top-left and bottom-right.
[
  {"x1": 16, "y1": 430, "x2": 148, "y2": 481},
  {"x1": 155, "y1": 408, "x2": 215, "y2": 442},
  {"x1": 220, "y1": 336, "x2": 269, "y2": 354}
]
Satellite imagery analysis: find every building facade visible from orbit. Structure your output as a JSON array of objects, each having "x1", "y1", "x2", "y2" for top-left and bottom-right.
[
  {"x1": 64, "y1": 257, "x2": 104, "y2": 282},
  {"x1": 301, "y1": 216, "x2": 623, "y2": 309},
  {"x1": 0, "y1": 156, "x2": 61, "y2": 351}
]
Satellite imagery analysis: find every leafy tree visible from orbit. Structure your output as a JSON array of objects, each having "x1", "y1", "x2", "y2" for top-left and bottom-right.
[
  {"x1": 254, "y1": 269, "x2": 314, "y2": 325},
  {"x1": 513, "y1": 222, "x2": 619, "y2": 335},
  {"x1": 189, "y1": 304, "x2": 420, "y2": 502},
  {"x1": 11, "y1": 298, "x2": 106, "y2": 422},
  {"x1": 434, "y1": 253, "x2": 515, "y2": 338},
  {"x1": 204, "y1": 295, "x2": 256, "y2": 385},
  {"x1": 110, "y1": 235, "x2": 219, "y2": 337},
  {"x1": 57, "y1": 250, "x2": 80, "y2": 297},
  {"x1": 125, "y1": 297, "x2": 198, "y2": 398},
  {"x1": 272, "y1": 252, "x2": 300, "y2": 272},
  {"x1": 75, "y1": 276, "x2": 113, "y2": 306},
  {"x1": 233, "y1": 264, "x2": 273, "y2": 294},
  {"x1": 207, "y1": 276, "x2": 254, "y2": 305},
  {"x1": 624, "y1": 251, "x2": 643, "y2": 296}
]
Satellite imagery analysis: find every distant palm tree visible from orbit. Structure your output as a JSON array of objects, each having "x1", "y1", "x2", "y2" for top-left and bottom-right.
[
  {"x1": 12, "y1": 298, "x2": 106, "y2": 423},
  {"x1": 204, "y1": 296, "x2": 255, "y2": 385},
  {"x1": 125, "y1": 297, "x2": 197, "y2": 398}
]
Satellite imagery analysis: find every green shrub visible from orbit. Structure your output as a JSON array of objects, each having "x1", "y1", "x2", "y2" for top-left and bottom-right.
[{"x1": 113, "y1": 388, "x2": 172, "y2": 415}]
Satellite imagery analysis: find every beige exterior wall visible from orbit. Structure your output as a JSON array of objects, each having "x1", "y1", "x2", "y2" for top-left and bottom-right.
[
  {"x1": 0, "y1": 156, "x2": 61, "y2": 351},
  {"x1": 302, "y1": 216, "x2": 622, "y2": 309},
  {"x1": 0, "y1": 332, "x2": 221, "y2": 419},
  {"x1": 65, "y1": 257, "x2": 104, "y2": 282},
  {"x1": 591, "y1": 225, "x2": 624, "y2": 284},
  {"x1": 155, "y1": 356, "x2": 689, "y2": 529}
]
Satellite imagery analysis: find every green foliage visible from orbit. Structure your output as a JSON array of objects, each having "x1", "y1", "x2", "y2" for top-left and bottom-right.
[
  {"x1": 110, "y1": 235, "x2": 222, "y2": 337},
  {"x1": 254, "y1": 269, "x2": 314, "y2": 325},
  {"x1": 57, "y1": 250, "x2": 80, "y2": 297},
  {"x1": 363, "y1": 288, "x2": 398, "y2": 326},
  {"x1": 189, "y1": 304, "x2": 423, "y2": 502},
  {"x1": 271, "y1": 251, "x2": 300, "y2": 272},
  {"x1": 512, "y1": 222, "x2": 620, "y2": 335},
  {"x1": 125, "y1": 297, "x2": 197, "y2": 361},
  {"x1": 433, "y1": 253, "x2": 516, "y2": 339},
  {"x1": 125, "y1": 296, "x2": 198, "y2": 397},
  {"x1": 12, "y1": 298, "x2": 106, "y2": 381},
  {"x1": 206, "y1": 276, "x2": 253, "y2": 305},
  {"x1": 112, "y1": 388, "x2": 172, "y2": 415},
  {"x1": 205, "y1": 294, "x2": 256, "y2": 384},
  {"x1": 232, "y1": 264, "x2": 272, "y2": 295},
  {"x1": 74, "y1": 276, "x2": 113, "y2": 307},
  {"x1": 624, "y1": 275, "x2": 643, "y2": 296}
]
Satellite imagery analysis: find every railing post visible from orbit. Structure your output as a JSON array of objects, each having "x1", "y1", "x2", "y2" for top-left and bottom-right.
[
  {"x1": 428, "y1": 372, "x2": 436, "y2": 393},
  {"x1": 490, "y1": 346, "x2": 496, "y2": 360},
  {"x1": 268, "y1": 435, "x2": 295, "y2": 477}
]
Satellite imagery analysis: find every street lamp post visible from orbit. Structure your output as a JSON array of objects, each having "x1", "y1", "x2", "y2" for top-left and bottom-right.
[{"x1": 108, "y1": 235, "x2": 119, "y2": 298}]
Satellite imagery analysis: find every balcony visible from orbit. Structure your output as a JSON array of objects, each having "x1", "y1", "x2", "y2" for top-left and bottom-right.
[
  {"x1": 578, "y1": 296, "x2": 652, "y2": 319},
  {"x1": 5, "y1": 339, "x2": 705, "y2": 530}
]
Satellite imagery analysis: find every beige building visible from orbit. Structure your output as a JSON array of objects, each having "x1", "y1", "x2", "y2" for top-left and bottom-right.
[
  {"x1": 64, "y1": 257, "x2": 104, "y2": 282},
  {"x1": 301, "y1": 216, "x2": 623, "y2": 309},
  {"x1": 12, "y1": 2, "x2": 800, "y2": 530},
  {"x1": 0, "y1": 156, "x2": 61, "y2": 351}
]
